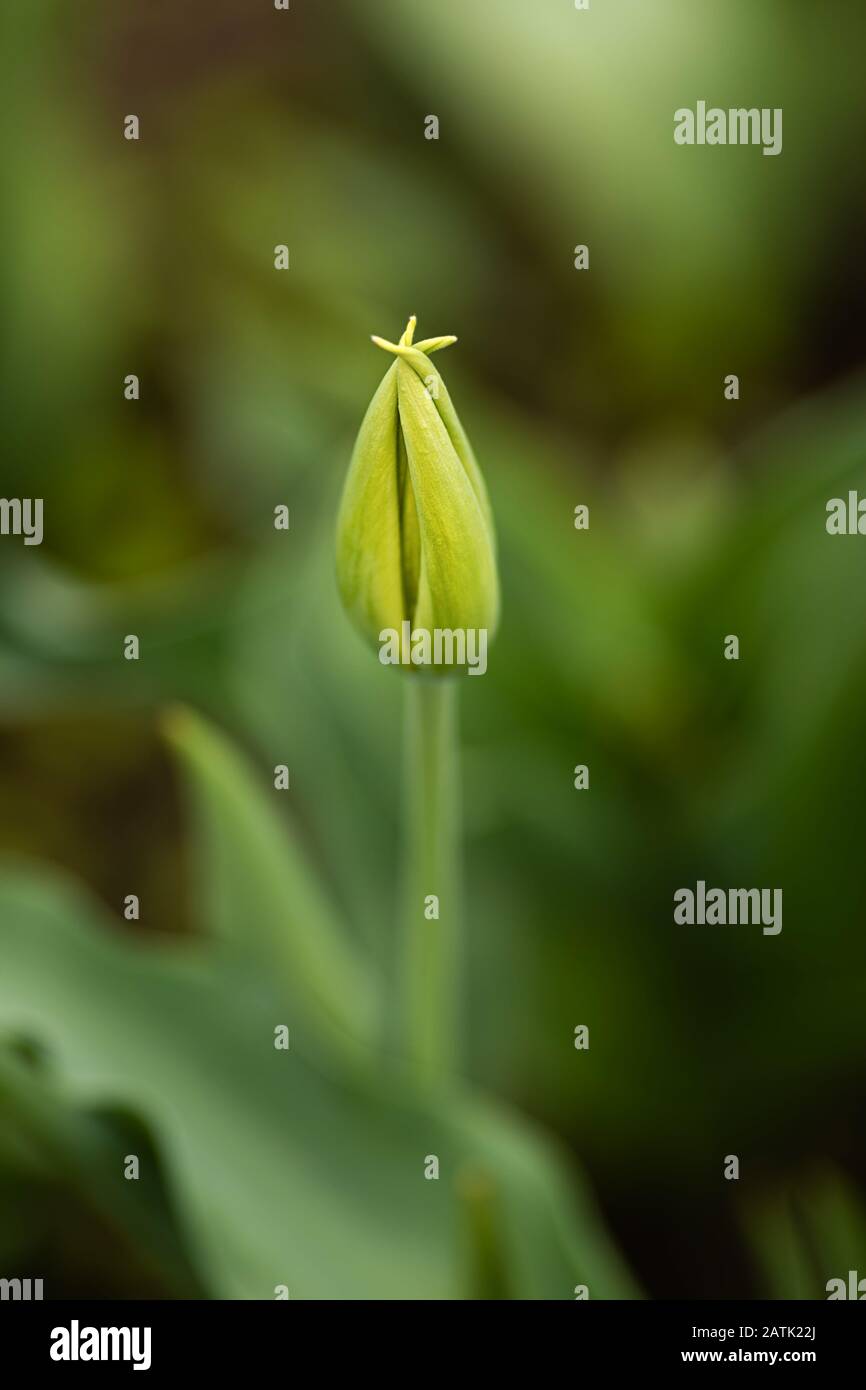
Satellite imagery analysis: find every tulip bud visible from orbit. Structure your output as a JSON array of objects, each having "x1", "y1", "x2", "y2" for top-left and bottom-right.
[{"x1": 336, "y1": 317, "x2": 499, "y2": 674}]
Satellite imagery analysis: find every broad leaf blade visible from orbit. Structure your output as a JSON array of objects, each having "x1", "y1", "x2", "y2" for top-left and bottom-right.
[{"x1": 0, "y1": 866, "x2": 638, "y2": 1299}]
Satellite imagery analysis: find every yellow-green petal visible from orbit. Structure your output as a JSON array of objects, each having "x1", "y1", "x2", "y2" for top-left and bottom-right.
[{"x1": 336, "y1": 321, "x2": 500, "y2": 671}]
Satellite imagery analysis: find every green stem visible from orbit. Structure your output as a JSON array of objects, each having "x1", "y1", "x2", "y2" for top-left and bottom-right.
[{"x1": 402, "y1": 677, "x2": 460, "y2": 1082}]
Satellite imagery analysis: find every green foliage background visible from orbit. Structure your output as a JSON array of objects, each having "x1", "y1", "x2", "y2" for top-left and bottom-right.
[{"x1": 1, "y1": 0, "x2": 865, "y2": 1298}]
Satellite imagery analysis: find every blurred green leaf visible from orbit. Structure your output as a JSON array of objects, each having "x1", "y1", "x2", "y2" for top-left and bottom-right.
[
  {"x1": 163, "y1": 705, "x2": 381, "y2": 1058},
  {"x1": 0, "y1": 864, "x2": 638, "y2": 1299},
  {"x1": 0, "y1": 1045, "x2": 201, "y2": 1296},
  {"x1": 744, "y1": 1167, "x2": 866, "y2": 1300}
]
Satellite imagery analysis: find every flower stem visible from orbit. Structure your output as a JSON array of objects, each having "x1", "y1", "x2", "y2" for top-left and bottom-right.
[{"x1": 402, "y1": 678, "x2": 460, "y2": 1083}]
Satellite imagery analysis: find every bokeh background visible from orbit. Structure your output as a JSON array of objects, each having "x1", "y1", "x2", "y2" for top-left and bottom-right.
[{"x1": 2, "y1": 0, "x2": 866, "y2": 1299}]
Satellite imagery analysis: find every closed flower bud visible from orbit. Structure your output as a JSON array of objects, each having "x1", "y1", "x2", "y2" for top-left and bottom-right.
[{"x1": 336, "y1": 317, "x2": 499, "y2": 674}]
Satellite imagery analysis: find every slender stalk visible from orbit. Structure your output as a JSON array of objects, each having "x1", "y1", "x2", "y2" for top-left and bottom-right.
[{"x1": 402, "y1": 677, "x2": 460, "y2": 1082}]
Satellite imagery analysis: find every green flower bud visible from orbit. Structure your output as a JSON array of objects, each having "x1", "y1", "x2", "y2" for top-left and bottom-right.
[{"x1": 336, "y1": 317, "x2": 499, "y2": 674}]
